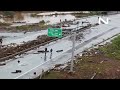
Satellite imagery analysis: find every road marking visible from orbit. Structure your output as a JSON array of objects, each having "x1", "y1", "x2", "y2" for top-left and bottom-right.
[
  {"x1": 14, "y1": 63, "x2": 44, "y2": 79},
  {"x1": 12, "y1": 16, "x2": 120, "y2": 79},
  {"x1": 14, "y1": 27, "x2": 119, "y2": 79},
  {"x1": 14, "y1": 53, "x2": 62, "y2": 79}
]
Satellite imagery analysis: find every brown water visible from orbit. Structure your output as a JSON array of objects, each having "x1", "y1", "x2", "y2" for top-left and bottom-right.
[{"x1": 0, "y1": 12, "x2": 76, "y2": 27}]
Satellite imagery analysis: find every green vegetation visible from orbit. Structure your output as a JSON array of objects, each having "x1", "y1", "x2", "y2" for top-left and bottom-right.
[
  {"x1": 0, "y1": 22, "x2": 11, "y2": 26},
  {"x1": 72, "y1": 11, "x2": 107, "y2": 18},
  {"x1": 42, "y1": 71, "x2": 65, "y2": 79},
  {"x1": 41, "y1": 35, "x2": 120, "y2": 79},
  {"x1": 39, "y1": 20, "x2": 45, "y2": 25},
  {"x1": 30, "y1": 13, "x2": 38, "y2": 17},
  {"x1": 72, "y1": 12, "x2": 100, "y2": 18},
  {"x1": 2, "y1": 11, "x2": 15, "y2": 18},
  {"x1": 41, "y1": 55, "x2": 120, "y2": 79},
  {"x1": 89, "y1": 11, "x2": 102, "y2": 15},
  {"x1": 15, "y1": 25, "x2": 41, "y2": 30},
  {"x1": 13, "y1": 23, "x2": 52, "y2": 31},
  {"x1": 99, "y1": 35, "x2": 120, "y2": 60}
]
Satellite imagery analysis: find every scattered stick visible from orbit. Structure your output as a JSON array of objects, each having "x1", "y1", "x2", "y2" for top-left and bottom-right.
[
  {"x1": 91, "y1": 72, "x2": 97, "y2": 79},
  {"x1": 100, "y1": 60, "x2": 104, "y2": 64}
]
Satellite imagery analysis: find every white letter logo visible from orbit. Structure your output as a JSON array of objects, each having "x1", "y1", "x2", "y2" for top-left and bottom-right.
[{"x1": 98, "y1": 17, "x2": 109, "y2": 24}]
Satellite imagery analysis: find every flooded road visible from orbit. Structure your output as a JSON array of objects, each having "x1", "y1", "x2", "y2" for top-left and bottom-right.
[
  {"x1": 0, "y1": 13, "x2": 120, "y2": 79},
  {"x1": 0, "y1": 11, "x2": 77, "y2": 45}
]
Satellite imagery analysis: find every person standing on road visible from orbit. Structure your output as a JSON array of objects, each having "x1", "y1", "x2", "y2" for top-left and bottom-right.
[
  {"x1": 50, "y1": 49, "x2": 53, "y2": 59},
  {"x1": 82, "y1": 21, "x2": 83, "y2": 25},
  {"x1": 0, "y1": 38, "x2": 3, "y2": 48},
  {"x1": 24, "y1": 31, "x2": 27, "y2": 34},
  {"x1": 60, "y1": 19, "x2": 61, "y2": 23},
  {"x1": 65, "y1": 19, "x2": 67, "y2": 22},
  {"x1": 44, "y1": 48, "x2": 47, "y2": 61}
]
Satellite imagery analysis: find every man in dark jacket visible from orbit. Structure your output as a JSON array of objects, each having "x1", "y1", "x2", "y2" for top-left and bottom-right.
[
  {"x1": 44, "y1": 48, "x2": 47, "y2": 61},
  {"x1": 0, "y1": 38, "x2": 2, "y2": 48},
  {"x1": 50, "y1": 49, "x2": 53, "y2": 53},
  {"x1": 50, "y1": 49, "x2": 53, "y2": 59},
  {"x1": 0, "y1": 38, "x2": 2, "y2": 44}
]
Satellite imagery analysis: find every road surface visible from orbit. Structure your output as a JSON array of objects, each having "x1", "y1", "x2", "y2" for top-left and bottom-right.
[{"x1": 0, "y1": 14, "x2": 120, "y2": 79}]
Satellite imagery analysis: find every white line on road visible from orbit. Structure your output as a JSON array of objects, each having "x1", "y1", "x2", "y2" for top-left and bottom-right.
[
  {"x1": 14, "y1": 27, "x2": 119, "y2": 79},
  {"x1": 14, "y1": 53, "x2": 62, "y2": 79},
  {"x1": 14, "y1": 61, "x2": 47, "y2": 79}
]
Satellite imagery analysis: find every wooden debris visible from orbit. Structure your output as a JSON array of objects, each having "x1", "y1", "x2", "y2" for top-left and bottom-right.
[{"x1": 91, "y1": 73, "x2": 97, "y2": 79}]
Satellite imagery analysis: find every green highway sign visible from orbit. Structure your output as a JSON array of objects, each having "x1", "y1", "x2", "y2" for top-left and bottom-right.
[{"x1": 48, "y1": 28, "x2": 62, "y2": 38}]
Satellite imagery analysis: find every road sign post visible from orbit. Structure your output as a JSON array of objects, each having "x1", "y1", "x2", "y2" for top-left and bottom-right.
[
  {"x1": 48, "y1": 28, "x2": 62, "y2": 38},
  {"x1": 47, "y1": 28, "x2": 62, "y2": 61}
]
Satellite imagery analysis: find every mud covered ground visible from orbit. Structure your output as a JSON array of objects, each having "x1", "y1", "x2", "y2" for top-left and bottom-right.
[
  {"x1": 41, "y1": 46, "x2": 120, "y2": 79},
  {"x1": 0, "y1": 35, "x2": 56, "y2": 62},
  {"x1": 0, "y1": 23, "x2": 98, "y2": 62}
]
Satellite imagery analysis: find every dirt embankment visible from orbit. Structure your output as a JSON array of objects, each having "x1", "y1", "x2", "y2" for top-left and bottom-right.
[{"x1": 41, "y1": 45, "x2": 120, "y2": 79}]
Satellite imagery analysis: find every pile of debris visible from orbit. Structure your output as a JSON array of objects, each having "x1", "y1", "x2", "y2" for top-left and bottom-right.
[
  {"x1": 52, "y1": 64, "x2": 68, "y2": 71},
  {"x1": 0, "y1": 35, "x2": 56, "y2": 62}
]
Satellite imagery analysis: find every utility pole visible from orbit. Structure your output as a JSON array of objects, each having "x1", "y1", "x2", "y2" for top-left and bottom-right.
[
  {"x1": 70, "y1": 21, "x2": 79, "y2": 72},
  {"x1": 70, "y1": 32, "x2": 76, "y2": 72}
]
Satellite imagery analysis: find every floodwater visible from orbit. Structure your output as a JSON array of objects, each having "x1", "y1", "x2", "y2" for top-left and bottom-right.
[
  {"x1": 0, "y1": 12, "x2": 76, "y2": 26},
  {"x1": 0, "y1": 12, "x2": 77, "y2": 45}
]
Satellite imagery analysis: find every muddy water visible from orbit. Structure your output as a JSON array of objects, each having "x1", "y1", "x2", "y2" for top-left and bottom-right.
[
  {"x1": 0, "y1": 12, "x2": 76, "y2": 45},
  {"x1": 0, "y1": 12, "x2": 76, "y2": 27}
]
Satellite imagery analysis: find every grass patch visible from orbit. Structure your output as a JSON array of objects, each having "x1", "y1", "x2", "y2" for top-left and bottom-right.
[
  {"x1": 9, "y1": 23, "x2": 52, "y2": 31},
  {"x1": 14, "y1": 20, "x2": 51, "y2": 31},
  {"x1": 71, "y1": 12, "x2": 99, "y2": 18},
  {"x1": 99, "y1": 35, "x2": 120, "y2": 60},
  {"x1": 42, "y1": 71, "x2": 65, "y2": 79},
  {"x1": 42, "y1": 55, "x2": 120, "y2": 79},
  {"x1": 30, "y1": 13, "x2": 38, "y2": 17},
  {"x1": 41, "y1": 56, "x2": 103, "y2": 79},
  {"x1": 41, "y1": 35, "x2": 120, "y2": 79},
  {"x1": 0, "y1": 22, "x2": 11, "y2": 26}
]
